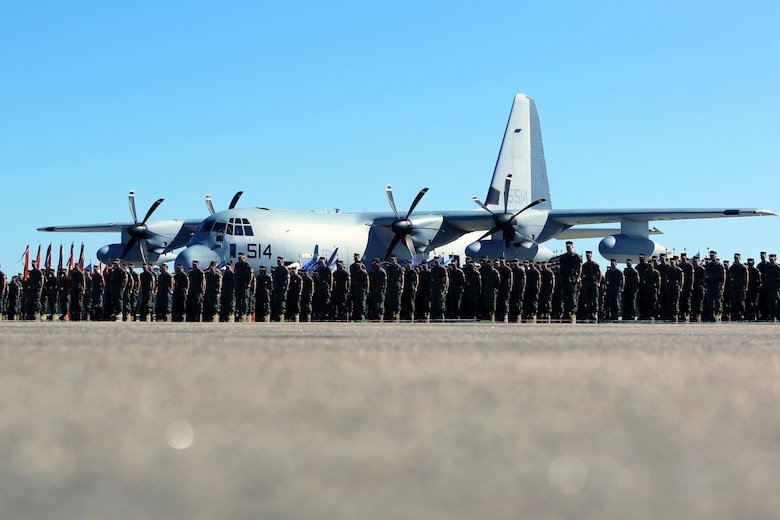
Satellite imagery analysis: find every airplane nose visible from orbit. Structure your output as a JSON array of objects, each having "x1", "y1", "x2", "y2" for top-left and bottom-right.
[{"x1": 175, "y1": 244, "x2": 222, "y2": 268}]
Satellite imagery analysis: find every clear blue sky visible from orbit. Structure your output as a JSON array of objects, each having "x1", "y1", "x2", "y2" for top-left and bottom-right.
[{"x1": 2, "y1": 1, "x2": 778, "y2": 274}]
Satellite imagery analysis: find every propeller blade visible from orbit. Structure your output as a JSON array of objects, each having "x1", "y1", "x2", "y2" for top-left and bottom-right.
[
  {"x1": 229, "y1": 191, "x2": 244, "y2": 210},
  {"x1": 120, "y1": 238, "x2": 138, "y2": 260},
  {"x1": 128, "y1": 190, "x2": 138, "y2": 224},
  {"x1": 141, "y1": 198, "x2": 164, "y2": 225},
  {"x1": 385, "y1": 185, "x2": 400, "y2": 219},
  {"x1": 475, "y1": 226, "x2": 500, "y2": 243},
  {"x1": 402, "y1": 235, "x2": 416, "y2": 259},
  {"x1": 384, "y1": 234, "x2": 402, "y2": 261},
  {"x1": 137, "y1": 239, "x2": 148, "y2": 265},
  {"x1": 509, "y1": 198, "x2": 547, "y2": 219},
  {"x1": 503, "y1": 174, "x2": 512, "y2": 213},
  {"x1": 205, "y1": 194, "x2": 215, "y2": 215},
  {"x1": 472, "y1": 196, "x2": 496, "y2": 216},
  {"x1": 405, "y1": 187, "x2": 429, "y2": 219}
]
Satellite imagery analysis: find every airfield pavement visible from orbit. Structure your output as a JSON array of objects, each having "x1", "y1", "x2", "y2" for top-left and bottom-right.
[{"x1": 1, "y1": 321, "x2": 779, "y2": 520}]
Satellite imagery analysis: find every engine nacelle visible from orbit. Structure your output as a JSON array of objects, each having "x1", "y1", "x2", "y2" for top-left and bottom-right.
[
  {"x1": 465, "y1": 240, "x2": 554, "y2": 262},
  {"x1": 97, "y1": 243, "x2": 177, "y2": 265},
  {"x1": 598, "y1": 235, "x2": 668, "y2": 262},
  {"x1": 175, "y1": 244, "x2": 223, "y2": 270}
]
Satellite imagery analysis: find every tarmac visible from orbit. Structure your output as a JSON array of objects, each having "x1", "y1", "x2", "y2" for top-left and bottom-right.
[{"x1": 1, "y1": 320, "x2": 779, "y2": 520}]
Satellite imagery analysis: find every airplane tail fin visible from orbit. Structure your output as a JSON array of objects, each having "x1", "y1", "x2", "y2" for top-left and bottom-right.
[{"x1": 484, "y1": 94, "x2": 552, "y2": 211}]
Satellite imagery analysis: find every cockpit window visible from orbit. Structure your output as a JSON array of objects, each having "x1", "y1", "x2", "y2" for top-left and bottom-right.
[{"x1": 213, "y1": 222, "x2": 226, "y2": 233}]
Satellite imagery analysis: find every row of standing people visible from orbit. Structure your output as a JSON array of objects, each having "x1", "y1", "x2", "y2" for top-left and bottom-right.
[{"x1": 3, "y1": 246, "x2": 780, "y2": 323}]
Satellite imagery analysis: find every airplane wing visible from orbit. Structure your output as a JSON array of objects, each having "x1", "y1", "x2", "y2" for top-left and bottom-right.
[
  {"x1": 37, "y1": 222, "x2": 135, "y2": 232},
  {"x1": 547, "y1": 208, "x2": 776, "y2": 226}
]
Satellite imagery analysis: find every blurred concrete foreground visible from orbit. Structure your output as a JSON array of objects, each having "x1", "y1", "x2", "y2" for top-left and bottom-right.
[{"x1": 1, "y1": 322, "x2": 779, "y2": 520}]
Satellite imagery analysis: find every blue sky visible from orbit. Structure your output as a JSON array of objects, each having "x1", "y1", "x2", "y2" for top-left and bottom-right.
[{"x1": 2, "y1": 1, "x2": 778, "y2": 274}]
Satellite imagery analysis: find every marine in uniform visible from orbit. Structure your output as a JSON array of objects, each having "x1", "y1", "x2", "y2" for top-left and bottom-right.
[
  {"x1": 218, "y1": 263, "x2": 234, "y2": 322},
  {"x1": 42, "y1": 267, "x2": 58, "y2": 320},
  {"x1": 107, "y1": 260, "x2": 127, "y2": 320},
  {"x1": 415, "y1": 263, "x2": 431, "y2": 321},
  {"x1": 678, "y1": 253, "x2": 694, "y2": 321},
  {"x1": 463, "y1": 259, "x2": 482, "y2": 321},
  {"x1": 57, "y1": 267, "x2": 70, "y2": 321},
  {"x1": 24, "y1": 260, "x2": 44, "y2": 320},
  {"x1": 138, "y1": 263, "x2": 157, "y2": 322},
  {"x1": 639, "y1": 261, "x2": 660, "y2": 320},
  {"x1": 480, "y1": 256, "x2": 499, "y2": 322},
  {"x1": 314, "y1": 257, "x2": 332, "y2": 321},
  {"x1": 579, "y1": 250, "x2": 602, "y2": 322},
  {"x1": 255, "y1": 265, "x2": 272, "y2": 322},
  {"x1": 155, "y1": 263, "x2": 172, "y2": 322},
  {"x1": 446, "y1": 260, "x2": 465, "y2": 320},
  {"x1": 400, "y1": 261, "x2": 418, "y2": 321},
  {"x1": 604, "y1": 259, "x2": 624, "y2": 321},
  {"x1": 384, "y1": 255, "x2": 404, "y2": 322},
  {"x1": 509, "y1": 259, "x2": 525, "y2": 323},
  {"x1": 126, "y1": 263, "x2": 140, "y2": 321},
  {"x1": 204, "y1": 261, "x2": 222, "y2": 322},
  {"x1": 69, "y1": 263, "x2": 86, "y2": 321},
  {"x1": 746, "y1": 258, "x2": 761, "y2": 321},
  {"x1": 704, "y1": 251, "x2": 726, "y2": 322},
  {"x1": 664, "y1": 257, "x2": 684, "y2": 321},
  {"x1": 300, "y1": 268, "x2": 314, "y2": 322},
  {"x1": 8, "y1": 275, "x2": 24, "y2": 320},
  {"x1": 763, "y1": 254, "x2": 780, "y2": 321},
  {"x1": 271, "y1": 256, "x2": 290, "y2": 322},
  {"x1": 522, "y1": 261, "x2": 540, "y2": 322},
  {"x1": 558, "y1": 241, "x2": 582, "y2": 322},
  {"x1": 287, "y1": 265, "x2": 303, "y2": 322},
  {"x1": 186, "y1": 260, "x2": 205, "y2": 322},
  {"x1": 690, "y1": 256, "x2": 706, "y2": 322},
  {"x1": 350, "y1": 262, "x2": 368, "y2": 321},
  {"x1": 429, "y1": 256, "x2": 448, "y2": 321},
  {"x1": 538, "y1": 261, "x2": 555, "y2": 321},
  {"x1": 0, "y1": 267, "x2": 8, "y2": 321},
  {"x1": 622, "y1": 259, "x2": 639, "y2": 321},
  {"x1": 495, "y1": 258, "x2": 513, "y2": 322},
  {"x1": 331, "y1": 260, "x2": 350, "y2": 321},
  {"x1": 171, "y1": 263, "x2": 189, "y2": 322},
  {"x1": 367, "y1": 258, "x2": 387, "y2": 321},
  {"x1": 233, "y1": 253, "x2": 254, "y2": 322},
  {"x1": 728, "y1": 253, "x2": 748, "y2": 321}
]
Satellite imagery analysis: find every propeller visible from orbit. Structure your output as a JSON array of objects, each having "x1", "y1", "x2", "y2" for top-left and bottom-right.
[
  {"x1": 472, "y1": 174, "x2": 546, "y2": 246},
  {"x1": 120, "y1": 190, "x2": 165, "y2": 263},
  {"x1": 205, "y1": 191, "x2": 244, "y2": 215},
  {"x1": 383, "y1": 184, "x2": 431, "y2": 260}
]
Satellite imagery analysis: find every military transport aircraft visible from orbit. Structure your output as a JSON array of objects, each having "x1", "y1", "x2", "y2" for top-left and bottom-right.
[{"x1": 40, "y1": 94, "x2": 775, "y2": 271}]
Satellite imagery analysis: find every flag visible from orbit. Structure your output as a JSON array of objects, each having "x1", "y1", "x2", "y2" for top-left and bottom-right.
[
  {"x1": 35, "y1": 244, "x2": 41, "y2": 267},
  {"x1": 22, "y1": 245, "x2": 29, "y2": 281},
  {"x1": 78, "y1": 242, "x2": 85, "y2": 268},
  {"x1": 45, "y1": 243, "x2": 52, "y2": 274},
  {"x1": 58, "y1": 243, "x2": 63, "y2": 273},
  {"x1": 68, "y1": 242, "x2": 74, "y2": 271}
]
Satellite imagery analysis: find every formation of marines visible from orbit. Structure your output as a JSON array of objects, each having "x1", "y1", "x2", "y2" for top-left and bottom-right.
[{"x1": 3, "y1": 242, "x2": 780, "y2": 323}]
